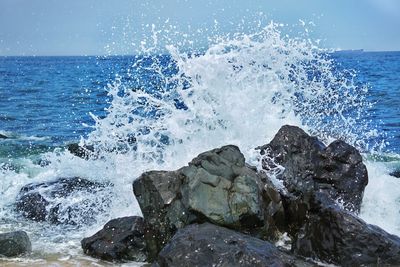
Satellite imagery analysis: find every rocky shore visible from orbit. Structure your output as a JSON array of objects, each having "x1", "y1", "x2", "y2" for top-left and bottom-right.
[{"x1": 6, "y1": 125, "x2": 400, "y2": 266}]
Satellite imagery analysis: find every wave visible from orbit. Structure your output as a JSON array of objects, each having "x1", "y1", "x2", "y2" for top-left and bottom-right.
[{"x1": 1, "y1": 21, "x2": 399, "y2": 261}]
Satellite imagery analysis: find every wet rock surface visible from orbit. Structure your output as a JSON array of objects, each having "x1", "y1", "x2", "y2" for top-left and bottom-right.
[
  {"x1": 67, "y1": 143, "x2": 95, "y2": 159},
  {"x1": 133, "y1": 145, "x2": 283, "y2": 259},
  {"x1": 154, "y1": 223, "x2": 313, "y2": 267},
  {"x1": 81, "y1": 216, "x2": 147, "y2": 262},
  {"x1": 16, "y1": 177, "x2": 112, "y2": 225},
  {"x1": 257, "y1": 125, "x2": 400, "y2": 266},
  {"x1": 294, "y1": 192, "x2": 400, "y2": 266},
  {"x1": 389, "y1": 169, "x2": 400, "y2": 178},
  {"x1": 0, "y1": 231, "x2": 31, "y2": 257},
  {"x1": 258, "y1": 125, "x2": 368, "y2": 213}
]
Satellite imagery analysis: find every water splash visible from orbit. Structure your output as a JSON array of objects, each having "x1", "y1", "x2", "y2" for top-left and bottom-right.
[{"x1": 87, "y1": 22, "x2": 378, "y2": 167}]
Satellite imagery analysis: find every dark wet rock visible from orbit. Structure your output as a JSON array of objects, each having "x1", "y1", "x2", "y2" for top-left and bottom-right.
[
  {"x1": 67, "y1": 143, "x2": 95, "y2": 159},
  {"x1": 34, "y1": 158, "x2": 51, "y2": 167},
  {"x1": 294, "y1": 192, "x2": 400, "y2": 266},
  {"x1": 0, "y1": 231, "x2": 31, "y2": 257},
  {"x1": 16, "y1": 192, "x2": 49, "y2": 221},
  {"x1": 133, "y1": 170, "x2": 185, "y2": 260},
  {"x1": 81, "y1": 216, "x2": 147, "y2": 262},
  {"x1": 0, "y1": 162, "x2": 19, "y2": 172},
  {"x1": 16, "y1": 177, "x2": 112, "y2": 225},
  {"x1": 133, "y1": 145, "x2": 284, "y2": 260},
  {"x1": 258, "y1": 125, "x2": 368, "y2": 213},
  {"x1": 0, "y1": 133, "x2": 8, "y2": 139},
  {"x1": 256, "y1": 126, "x2": 400, "y2": 265},
  {"x1": 68, "y1": 135, "x2": 137, "y2": 158},
  {"x1": 154, "y1": 223, "x2": 314, "y2": 267},
  {"x1": 390, "y1": 170, "x2": 400, "y2": 178}
]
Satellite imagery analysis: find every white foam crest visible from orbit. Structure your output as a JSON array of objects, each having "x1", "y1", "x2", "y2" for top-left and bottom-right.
[
  {"x1": 86, "y1": 22, "x2": 375, "y2": 174},
  {"x1": 360, "y1": 161, "x2": 400, "y2": 236}
]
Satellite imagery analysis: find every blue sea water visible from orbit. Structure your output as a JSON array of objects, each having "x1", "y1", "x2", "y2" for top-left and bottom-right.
[
  {"x1": 0, "y1": 56, "x2": 120, "y2": 157},
  {"x1": 0, "y1": 51, "x2": 399, "y2": 158},
  {"x1": 332, "y1": 51, "x2": 400, "y2": 152}
]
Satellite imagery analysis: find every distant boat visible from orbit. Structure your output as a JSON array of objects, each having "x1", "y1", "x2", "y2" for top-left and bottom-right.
[{"x1": 334, "y1": 49, "x2": 364, "y2": 54}]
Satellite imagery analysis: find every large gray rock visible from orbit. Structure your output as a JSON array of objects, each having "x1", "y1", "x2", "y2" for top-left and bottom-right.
[
  {"x1": 258, "y1": 125, "x2": 368, "y2": 213},
  {"x1": 154, "y1": 223, "x2": 313, "y2": 267},
  {"x1": 133, "y1": 145, "x2": 284, "y2": 260},
  {"x1": 294, "y1": 192, "x2": 400, "y2": 266},
  {"x1": 81, "y1": 216, "x2": 147, "y2": 262},
  {"x1": 0, "y1": 231, "x2": 31, "y2": 257},
  {"x1": 16, "y1": 177, "x2": 112, "y2": 225}
]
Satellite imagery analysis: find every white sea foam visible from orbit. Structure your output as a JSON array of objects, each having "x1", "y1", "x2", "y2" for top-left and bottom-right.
[{"x1": 360, "y1": 160, "x2": 400, "y2": 236}]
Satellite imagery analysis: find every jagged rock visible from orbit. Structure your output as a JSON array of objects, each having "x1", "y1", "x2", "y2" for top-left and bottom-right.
[
  {"x1": 258, "y1": 125, "x2": 368, "y2": 213},
  {"x1": 67, "y1": 143, "x2": 95, "y2": 159},
  {"x1": 0, "y1": 133, "x2": 8, "y2": 139},
  {"x1": 0, "y1": 231, "x2": 31, "y2": 257},
  {"x1": 67, "y1": 135, "x2": 137, "y2": 158},
  {"x1": 81, "y1": 216, "x2": 147, "y2": 262},
  {"x1": 154, "y1": 223, "x2": 314, "y2": 267},
  {"x1": 133, "y1": 145, "x2": 284, "y2": 260},
  {"x1": 16, "y1": 177, "x2": 112, "y2": 225},
  {"x1": 390, "y1": 170, "x2": 400, "y2": 178},
  {"x1": 256, "y1": 126, "x2": 400, "y2": 265},
  {"x1": 294, "y1": 192, "x2": 400, "y2": 266},
  {"x1": 16, "y1": 192, "x2": 49, "y2": 221}
]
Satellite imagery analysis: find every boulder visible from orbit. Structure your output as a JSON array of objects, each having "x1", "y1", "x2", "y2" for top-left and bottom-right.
[
  {"x1": 294, "y1": 192, "x2": 400, "y2": 266},
  {"x1": 16, "y1": 177, "x2": 112, "y2": 225},
  {"x1": 81, "y1": 216, "x2": 147, "y2": 262},
  {"x1": 154, "y1": 223, "x2": 313, "y2": 267},
  {"x1": 0, "y1": 231, "x2": 31, "y2": 257},
  {"x1": 67, "y1": 135, "x2": 137, "y2": 159},
  {"x1": 389, "y1": 170, "x2": 400, "y2": 178},
  {"x1": 258, "y1": 125, "x2": 368, "y2": 213},
  {"x1": 133, "y1": 145, "x2": 284, "y2": 260},
  {"x1": 67, "y1": 143, "x2": 95, "y2": 159}
]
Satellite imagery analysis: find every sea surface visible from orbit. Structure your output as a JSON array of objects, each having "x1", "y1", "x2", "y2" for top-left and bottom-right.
[{"x1": 0, "y1": 25, "x2": 400, "y2": 265}]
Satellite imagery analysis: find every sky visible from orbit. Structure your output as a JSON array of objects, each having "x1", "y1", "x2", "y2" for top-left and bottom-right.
[{"x1": 0, "y1": 0, "x2": 399, "y2": 56}]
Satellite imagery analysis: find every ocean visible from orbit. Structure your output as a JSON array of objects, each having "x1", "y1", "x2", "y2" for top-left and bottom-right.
[{"x1": 1, "y1": 25, "x2": 400, "y2": 265}]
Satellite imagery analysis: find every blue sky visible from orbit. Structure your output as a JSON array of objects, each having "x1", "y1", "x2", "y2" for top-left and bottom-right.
[{"x1": 0, "y1": 0, "x2": 399, "y2": 56}]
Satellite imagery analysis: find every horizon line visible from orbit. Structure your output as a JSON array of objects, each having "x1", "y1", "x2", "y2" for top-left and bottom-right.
[{"x1": 1, "y1": 50, "x2": 400, "y2": 57}]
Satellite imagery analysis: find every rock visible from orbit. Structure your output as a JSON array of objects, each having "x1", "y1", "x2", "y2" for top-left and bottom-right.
[
  {"x1": 0, "y1": 231, "x2": 31, "y2": 257},
  {"x1": 257, "y1": 126, "x2": 400, "y2": 265},
  {"x1": 133, "y1": 170, "x2": 185, "y2": 260},
  {"x1": 67, "y1": 143, "x2": 95, "y2": 159},
  {"x1": 133, "y1": 145, "x2": 284, "y2": 260},
  {"x1": 81, "y1": 216, "x2": 147, "y2": 262},
  {"x1": 68, "y1": 135, "x2": 137, "y2": 158},
  {"x1": 16, "y1": 177, "x2": 112, "y2": 225},
  {"x1": 258, "y1": 125, "x2": 368, "y2": 213},
  {"x1": 390, "y1": 170, "x2": 400, "y2": 178},
  {"x1": 154, "y1": 223, "x2": 314, "y2": 267},
  {"x1": 0, "y1": 133, "x2": 8, "y2": 139},
  {"x1": 16, "y1": 192, "x2": 49, "y2": 221},
  {"x1": 294, "y1": 192, "x2": 400, "y2": 266}
]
